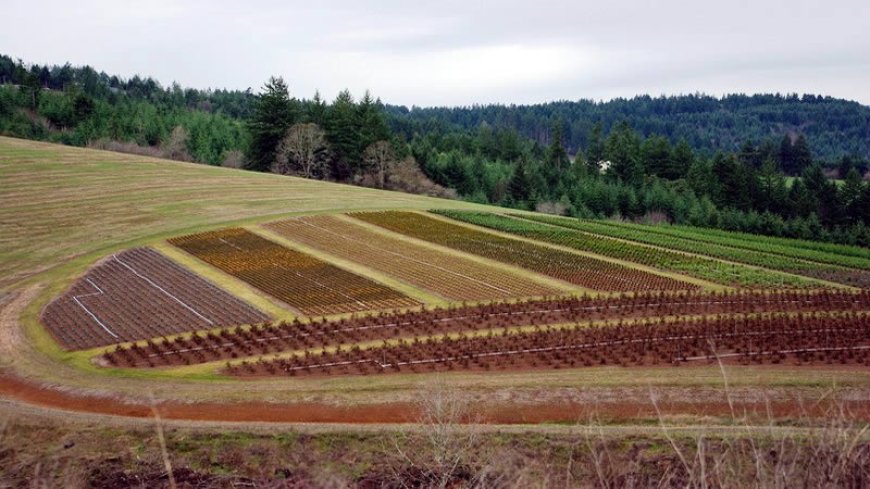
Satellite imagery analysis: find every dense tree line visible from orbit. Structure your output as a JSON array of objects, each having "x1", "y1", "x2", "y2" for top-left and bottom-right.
[
  {"x1": 0, "y1": 54, "x2": 251, "y2": 164},
  {"x1": 1, "y1": 53, "x2": 868, "y2": 245},
  {"x1": 407, "y1": 119, "x2": 870, "y2": 245}
]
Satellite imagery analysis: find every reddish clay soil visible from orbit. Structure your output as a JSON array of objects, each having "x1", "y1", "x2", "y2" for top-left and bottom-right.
[{"x1": 2, "y1": 372, "x2": 869, "y2": 425}]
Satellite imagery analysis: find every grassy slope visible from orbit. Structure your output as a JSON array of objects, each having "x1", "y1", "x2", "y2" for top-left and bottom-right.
[{"x1": 0, "y1": 136, "x2": 490, "y2": 291}]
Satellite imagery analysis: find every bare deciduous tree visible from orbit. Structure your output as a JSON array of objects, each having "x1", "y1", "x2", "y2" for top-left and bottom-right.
[
  {"x1": 273, "y1": 123, "x2": 328, "y2": 178},
  {"x1": 162, "y1": 125, "x2": 191, "y2": 161},
  {"x1": 384, "y1": 380, "x2": 487, "y2": 488},
  {"x1": 220, "y1": 149, "x2": 245, "y2": 169},
  {"x1": 363, "y1": 140, "x2": 396, "y2": 188}
]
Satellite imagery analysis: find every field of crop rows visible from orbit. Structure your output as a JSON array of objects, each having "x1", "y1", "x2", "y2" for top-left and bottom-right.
[
  {"x1": 436, "y1": 211, "x2": 819, "y2": 289},
  {"x1": 600, "y1": 218, "x2": 870, "y2": 266},
  {"x1": 265, "y1": 215, "x2": 561, "y2": 301},
  {"x1": 103, "y1": 289, "x2": 870, "y2": 368},
  {"x1": 229, "y1": 312, "x2": 870, "y2": 377},
  {"x1": 516, "y1": 213, "x2": 870, "y2": 289},
  {"x1": 168, "y1": 228, "x2": 421, "y2": 316},
  {"x1": 41, "y1": 247, "x2": 270, "y2": 350},
  {"x1": 350, "y1": 211, "x2": 696, "y2": 292}
]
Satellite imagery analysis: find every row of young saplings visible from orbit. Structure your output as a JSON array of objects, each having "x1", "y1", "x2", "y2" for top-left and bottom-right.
[
  {"x1": 226, "y1": 312, "x2": 870, "y2": 377},
  {"x1": 101, "y1": 289, "x2": 870, "y2": 368}
]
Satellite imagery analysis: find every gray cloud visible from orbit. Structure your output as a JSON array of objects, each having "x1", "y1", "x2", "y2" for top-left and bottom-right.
[{"x1": 2, "y1": 0, "x2": 868, "y2": 106}]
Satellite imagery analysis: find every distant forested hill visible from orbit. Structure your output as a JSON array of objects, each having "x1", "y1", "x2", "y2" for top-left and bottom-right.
[
  {"x1": 3, "y1": 52, "x2": 870, "y2": 163},
  {"x1": 386, "y1": 94, "x2": 870, "y2": 161}
]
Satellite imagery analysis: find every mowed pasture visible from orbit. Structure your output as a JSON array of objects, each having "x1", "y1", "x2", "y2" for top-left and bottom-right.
[
  {"x1": 351, "y1": 211, "x2": 698, "y2": 292},
  {"x1": 41, "y1": 247, "x2": 269, "y2": 349},
  {"x1": 169, "y1": 228, "x2": 421, "y2": 316},
  {"x1": 265, "y1": 215, "x2": 564, "y2": 301},
  {"x1": 0, "y1": 136, "x2": 488, "y2": 290}
]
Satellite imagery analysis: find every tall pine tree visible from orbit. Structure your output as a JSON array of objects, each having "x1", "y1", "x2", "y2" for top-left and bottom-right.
[
  {"x1": 604, "y1": 122, "x2": 643, "y2": 186},
  {"x1": 324, "y1": 89, "x2": 360, "y2": 179},
  {"x1": 792, "y1": 134, "x2": 813, "y2": 175},
  {"x1": 669, "y1": 138, "x2": 694, "y2": 179},
  {"x1": 245, "y1": 77, "x2": 297, "y2": 172},
  {"x1": 585, "y1": 122, "x2": 605, "y2": 174}
]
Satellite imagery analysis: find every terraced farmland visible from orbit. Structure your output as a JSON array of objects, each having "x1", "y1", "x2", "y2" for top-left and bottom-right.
[
  {"x1": 41, "y1": 247, "x2": 269, "y2": 350},
  {"x1": 168, "y1": 228, "x2": 421, "y2": 316},
  {"x1": 350, "y1": 211, "x2": 697, "y2": 292},
  {"x1": 514, "y1": 213, "x2": 870, "y2": 288},
  {"x1": 435, "y1": 211, "x2": 817, "y2": 289},
  {"x1": 265, "y1": 215, "x2": 562, "y2": 301}
]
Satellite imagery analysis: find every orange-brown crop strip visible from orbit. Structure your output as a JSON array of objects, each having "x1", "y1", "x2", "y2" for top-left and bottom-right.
[
  {"x1": 231, "y1": 313, "x2": 870, "y2": 377},
  {"x1": 265, "y1": 215, "x2": 560, "y2": 301},
  {"x1": 41, "y1": 247, "x2": 270, "y2": 350},
  {"x1": 168, "y1": 228, "x2": 421, "y2": 316},
  {"x1": 350, "y1": 211, "x2": 697, "y2": 292},
  {"x1": 102, "y1": 289, "x2": 870, "y2": 368}
]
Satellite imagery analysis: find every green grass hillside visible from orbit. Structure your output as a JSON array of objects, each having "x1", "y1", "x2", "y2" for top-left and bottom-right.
[{"x1": 0, "y1": 136, "x2": 487, "y2": 290}]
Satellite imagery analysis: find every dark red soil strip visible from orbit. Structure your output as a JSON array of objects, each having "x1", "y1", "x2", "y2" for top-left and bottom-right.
[{"x1": 2, "y1": 372, "x2": 869, "y2": 424}]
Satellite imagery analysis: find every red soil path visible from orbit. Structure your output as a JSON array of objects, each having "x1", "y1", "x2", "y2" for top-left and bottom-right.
[{"x1": 2, "y1": 372, "x2": 868, "y2": 425}]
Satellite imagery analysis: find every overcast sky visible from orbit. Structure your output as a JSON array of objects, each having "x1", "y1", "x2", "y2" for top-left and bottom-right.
[{"x1": 4, "y1": 0, "x2": 869, "y2": 106}]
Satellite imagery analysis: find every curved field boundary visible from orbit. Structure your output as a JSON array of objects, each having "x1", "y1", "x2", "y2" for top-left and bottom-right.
[
  {"x1": 265, "y1": 215, "x2": 560, "y2": 302},
  {"x1": 41, "y1": 247, "x2": 270, "y2": 350},
  {"x1": 514, "y1": 213, "x2": 870, "y2": 288},
  {"x1": 349, "y1": 211, "x2": 696, "y2": 292},
  {"x1": 168, "y1": 228, "x2": 421, "y2": 316}
]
